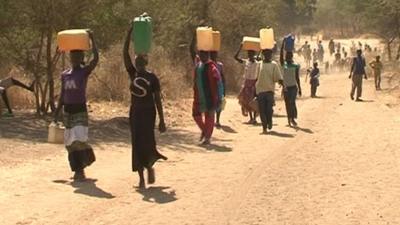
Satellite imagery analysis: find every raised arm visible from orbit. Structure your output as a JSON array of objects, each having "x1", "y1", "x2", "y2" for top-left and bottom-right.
[
  {"x1": 123, "y1": 25, "x2": 136, "y2": 76},
  {"x1": 234, "y1": 43, "x2": 244, "y2": 63},
  {"x1": 85, "y1": 31, "x2": 99, "y2": 73},
  {"x1": 280, "y1": 41, "x2": 285, "y2": 66},
  {"x1": 190, "y1": 30, "x2": 197, "y2": 64},
  {"x1": 256, "y1": 50, "x2": 263, "y2": 61}
]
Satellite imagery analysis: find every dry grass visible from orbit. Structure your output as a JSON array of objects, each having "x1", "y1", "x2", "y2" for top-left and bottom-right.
[
  {"x1": 87, "y1": 43, "x2": 191, "y2": 103},
  {"x1": 0, "y1": 68, "x2": 36, "y2": 111},
  {"x1": 2, "y1": 43, "x2": 192, "y2": 112}
]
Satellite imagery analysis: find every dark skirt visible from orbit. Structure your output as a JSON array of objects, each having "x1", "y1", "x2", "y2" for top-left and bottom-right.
[
  {"x1": 130, "y1": 106, "x2": 167, "y2": 171},
  {"x1": 66, "y1": 146, "x2": 96, "y2": 172}
]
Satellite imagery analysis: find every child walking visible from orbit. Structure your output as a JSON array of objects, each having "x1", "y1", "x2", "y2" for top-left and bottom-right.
[
  {"x1": 234, "y1": 43, "x2": 260, "y2": 124},
  {"x1": 280, "y1": 43, "x2": 302, "y2": 127},
  {"x1": 308, "y1": 62, "x2": 320, "y2": 98}
]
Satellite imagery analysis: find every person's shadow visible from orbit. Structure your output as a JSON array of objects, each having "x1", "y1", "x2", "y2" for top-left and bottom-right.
[
  {"x1": 199, "y1": 143, "x2": 233, "y2": 152},
  {"x1": 262, "y1": 130, "x2": 295, "y2": 138},
  {"x1": 357, "y1": 99, "x2": 374, "y2": 103},
  {"x1": 217, "y1": 125, "x2": 238, "y2": 134},
  {"x1": 291, "y1": 126, "x2": 314, "y2": 134},
  {"x1": 136, "y1": 186, "x2": 177, "y2": 204},
  {"x1": 53, "y1": 179, "x2": 115, "y2": 199}
]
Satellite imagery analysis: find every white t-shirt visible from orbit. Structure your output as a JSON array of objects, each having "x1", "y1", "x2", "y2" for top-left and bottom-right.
[{"x1": 243, "y1": 59, "x2": 260, "y2": 80}]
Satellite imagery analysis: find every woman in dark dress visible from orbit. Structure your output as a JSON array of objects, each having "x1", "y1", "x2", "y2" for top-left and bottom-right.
[{"x1": 123, "y1": 25, "x2": 167, "y2": 189}]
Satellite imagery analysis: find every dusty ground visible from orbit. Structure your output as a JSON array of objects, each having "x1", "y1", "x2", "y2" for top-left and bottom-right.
[{"x1": 1, "y1": 69, "x2": 400, "y2": 224}]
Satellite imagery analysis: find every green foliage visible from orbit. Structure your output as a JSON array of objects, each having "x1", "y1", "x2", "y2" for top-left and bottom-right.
[
  {"x1": 314, "y1": 0, "x2": 400, "y2": 40},
  {"x1": 0, "y1": 0, "x2": 320, "y2": 104}
]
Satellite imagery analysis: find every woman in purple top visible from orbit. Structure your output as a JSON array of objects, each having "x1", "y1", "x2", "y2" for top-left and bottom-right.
[
  {"x1": 124, "y1": 24, "x2": 167, "y2": 189},
  {"x1": 54, "y1": 30, "x2": 99, "y2": 181}
]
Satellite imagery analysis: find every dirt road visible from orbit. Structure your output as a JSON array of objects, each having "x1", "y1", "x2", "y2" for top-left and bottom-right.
[{"x1": 1, "y1": 71, "x2": 400, "y2": 225}]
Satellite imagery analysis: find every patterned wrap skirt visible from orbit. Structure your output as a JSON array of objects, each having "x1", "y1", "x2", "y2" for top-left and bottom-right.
[
  {"x1": 64, "y1": 104, "x2": 95, "y2": 172},
  {"x1": 238, "y1": 79, "x2": 257, "y2": 115}
]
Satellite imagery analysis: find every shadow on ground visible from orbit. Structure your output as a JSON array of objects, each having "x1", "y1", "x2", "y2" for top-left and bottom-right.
[
  {"x1": 158, "y1": 128, "x2": 233, "y2": 153},
  {"x1": 136, "y1": 186, "x2": 177, "y2": 204},
  {"x1": 216, "y1": 125, "x2": 238, "y2": 134},
  {"x1": 261, "y1": 130, "x2": 295, "y2": 138},
  {"x1": 290, "y1": 126, "x2": 314, "y2": 134},
  {"x1": 0, "y1": 113, "x2": 131, "y2": 144},
  {"x1": 53, "y1": 179, "x2": 115, "y2": 199},
  {"x1": 0, "y1": 112, "x2": 232, "y2": 153}
]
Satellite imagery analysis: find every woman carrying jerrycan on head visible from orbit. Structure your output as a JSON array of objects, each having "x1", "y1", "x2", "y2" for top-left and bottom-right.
[
  {"x1": 209, "y1": 31, "x2": 226, "y2": 128},
  {"x1": 235, "y1": 37, "x2": 261, "y2": 125},
  {"x1": 190, "y1": 26, "x2": 222, "y2": 145},
  {"x1": 54, "y1": 29, "x2": 99, "y2": 181},
  {"x1": 123, "y1": 14, "x2": 167, "y2": 189},
  {"x1": 280, "y1": 34, "x2": 302, "y2": 127},
  {"x1": 256, "y1": 27, "x2": 284, "y2": 134}
]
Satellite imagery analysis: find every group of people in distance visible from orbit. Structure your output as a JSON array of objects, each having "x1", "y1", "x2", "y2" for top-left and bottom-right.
[
  {"x1": 190, "y1": 30, "x2": 303, "y2": 137},
  {"x1": 0, "y1": 22, "x2": 386, "y2": 189},
  {"x1": 299, "y1": 38, "x2": 384, "y2": 102}
]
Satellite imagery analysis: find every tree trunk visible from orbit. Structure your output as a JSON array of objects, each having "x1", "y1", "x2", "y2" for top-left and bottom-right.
[
  {"x1": 46, "y1": 27, "x2": 55, "y2": 113},
  {"x1": 387, "y1": 42, "x2": 392, "y2": 61},
  {"x1": 33, "y1": 31, "x2": 45, "y2": 115},
  {"x1": 33, "y1": 73, "x2": 41, "y2": 115}
]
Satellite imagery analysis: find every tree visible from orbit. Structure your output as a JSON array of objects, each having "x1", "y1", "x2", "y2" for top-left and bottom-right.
[{"x1": 0, "y1": 0, "x2": 128, "y2": 114}]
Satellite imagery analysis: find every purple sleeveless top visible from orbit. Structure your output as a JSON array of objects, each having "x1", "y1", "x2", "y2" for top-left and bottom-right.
[{"x1": 61, "y1": 67, "x2": 89, "y2": 105}]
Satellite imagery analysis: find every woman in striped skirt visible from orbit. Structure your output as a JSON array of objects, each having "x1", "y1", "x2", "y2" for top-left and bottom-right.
[{"x1": 54, "y1": 30, "x2": 99, "y2": 181}]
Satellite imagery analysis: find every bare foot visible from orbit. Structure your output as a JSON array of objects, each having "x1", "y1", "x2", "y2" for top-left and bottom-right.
[
  {"x1": 138, "y1": 180, "x2": 146, "y2": 189},
  {"x1": 201, "y1": 139, "x2": 211, "y2": 145},
  {"x1": 199, "y1": 132, "x2": 205, "y2": 142},
  {"x1": 73, "y1": 170, "x2": 86, "y2": 182}
]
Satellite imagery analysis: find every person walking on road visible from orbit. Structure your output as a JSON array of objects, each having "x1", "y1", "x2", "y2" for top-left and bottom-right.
[
  {"x1": 235, "y1": 43, "x2": 260, "y2": 124},
  {"x1": 124, "y1": 24, "x2": 168, "y2": 189},
  {"x1": 349, "y1": 49, "x2": 367, "y2": 102},
  {"x1": 54, "y1": 30, "x2": 99, "y2": 181},
  {"x1": 317, "y1": 41, "x2": 325, "y2": 64},
  {"x1": 328, "y1": 39, "x2": 335, "y2": 56},
  {"x1": 307, "y1": 62, "x2": 320, "y2": 98},
  {"x1": 369, "y1": 55, "x2": 383, "y2": 91},
  {"x1": 210, "y1": 51, "x2": 226, "y2": 128},
  {"x1": 256, "y1": 49, "x2": 284, "y2": 133},
  {"x1": 280, "y1": 44, "x2": 302, "y2": 127},
  {"x1": 190, "y1": 30, "x2": 222, "y2": 145}
]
